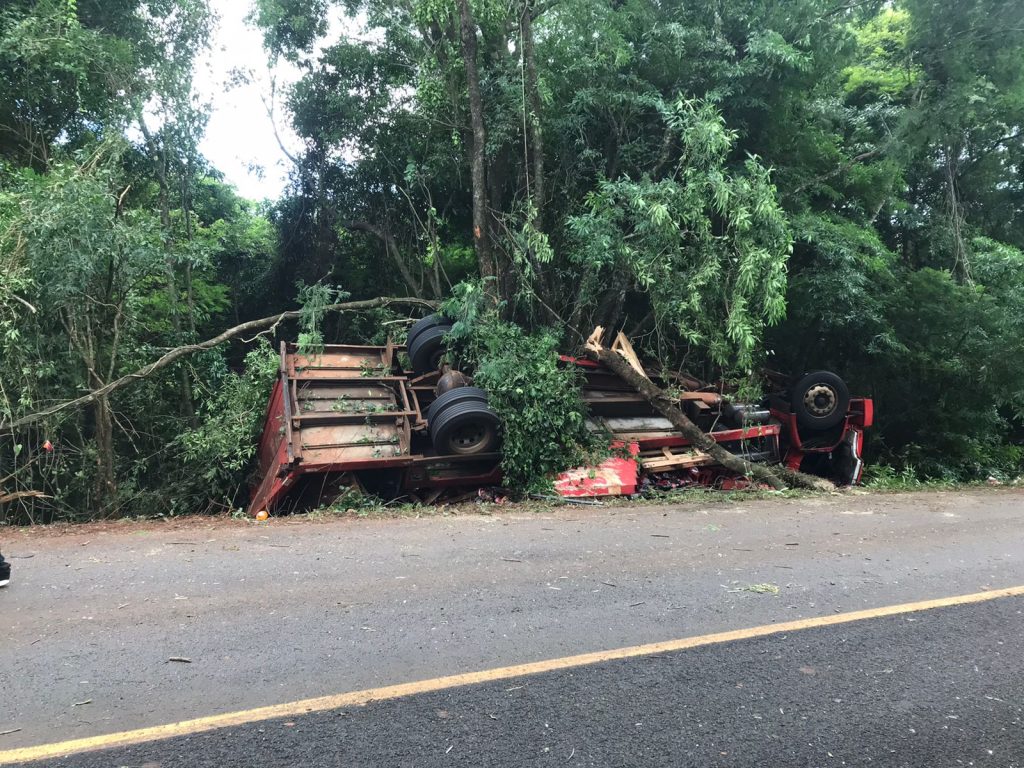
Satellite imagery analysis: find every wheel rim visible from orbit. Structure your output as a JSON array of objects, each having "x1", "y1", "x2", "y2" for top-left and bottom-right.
[
  {"x1": 803, "y1": 384, "x2": 837, "y2": 418},
  {"x1": 448, "y1": 421, "x2": 494, "y2": 454}
]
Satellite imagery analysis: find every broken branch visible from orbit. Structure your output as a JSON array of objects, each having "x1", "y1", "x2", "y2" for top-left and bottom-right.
[
  {"x1": 0, "y1": 297, "x2": 438, "y2": 434},
  {"x1": 584, "y1": 333, "x2": 833, "y2": 492}
]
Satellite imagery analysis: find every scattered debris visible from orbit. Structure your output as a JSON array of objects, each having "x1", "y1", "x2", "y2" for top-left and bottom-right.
[
  {"x1": 167, "y1": 657, "x2": 192, "y2": 664},
  {"x1": 529, "y1": 494, "x2": 604, "y2": 506},
  {"x1": 739, "y1": 583, "x2": 780, "y2": 595}
]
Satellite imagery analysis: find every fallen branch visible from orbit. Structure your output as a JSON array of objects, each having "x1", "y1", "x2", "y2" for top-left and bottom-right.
[
  {"x1": 584, "y1": 332, "x2": 833, "y2": 492},
  {"x1": 0, "y1": 490, "x2": 51, "y2": 505},
  {"x1": 0, "y1": 297, "x2": 438, "y2": 434}
]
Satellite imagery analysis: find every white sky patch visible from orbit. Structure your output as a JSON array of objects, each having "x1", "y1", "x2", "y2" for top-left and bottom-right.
[
  {"x1": 193, "y1": 1, "x2": 301, "y2": 202},
  {"x1": 193, "y1": 2, "x2": 372, "y2": 201}
]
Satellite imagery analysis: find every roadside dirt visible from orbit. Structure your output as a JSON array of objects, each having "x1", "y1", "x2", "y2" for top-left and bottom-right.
[{"x1": 3, "y1": 485, "x2": 1018, "y2": 547}]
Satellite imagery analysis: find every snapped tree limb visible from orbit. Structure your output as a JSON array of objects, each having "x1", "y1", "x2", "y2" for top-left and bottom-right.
[
  {"x1": 0, "y1": 297, "x2": 438, "y2": 434},
  {"x1": 583, "y1": 333, "x2": 834, "y2": 492}
]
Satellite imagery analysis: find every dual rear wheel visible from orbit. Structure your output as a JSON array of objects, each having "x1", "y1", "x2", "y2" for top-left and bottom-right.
[
  {"x1": 408, "y1": 315, "x2": 501, "y2": 455},
  {"x1": 407, "y1": 314, "x2": 453, "y2": 374},
  {"x1": 426, "y1": 386, "x2": 500, "y2": 456}
]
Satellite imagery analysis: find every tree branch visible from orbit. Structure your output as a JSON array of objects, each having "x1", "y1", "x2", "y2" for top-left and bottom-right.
[
  {"x1": 584, "y1": 339, "x2": 834, "y2": 492},
  {"x1": 787, "y1": 149, "x2": 881, "y2": 197},
  {"x1": 257, "y1": 74, "x2": 301, "y2": 168},
  {"x1": 0, "y1": 297, "x2": 438, "y2": 434}
]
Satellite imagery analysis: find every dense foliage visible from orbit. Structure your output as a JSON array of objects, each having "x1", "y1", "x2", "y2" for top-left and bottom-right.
[
  {"x1": 1, "y1": 0, "x2": 1023, "y2": 522},
  {"x1": 0, "y1": 0, "x2": 280, "y2": 522},
  {"x1": 444, "y1": 285, "x2": 595, "y2": 490}
]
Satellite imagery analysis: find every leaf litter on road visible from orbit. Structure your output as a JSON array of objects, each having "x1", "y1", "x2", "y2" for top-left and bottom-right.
[{"x1": 725, "y1": 582, "x2": 781, "y2": 595}]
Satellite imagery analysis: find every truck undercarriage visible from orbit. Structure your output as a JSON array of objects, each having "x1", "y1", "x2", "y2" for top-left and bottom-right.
[{"x1": 249, "y1": 319, "x2": 872, "y2": 515}]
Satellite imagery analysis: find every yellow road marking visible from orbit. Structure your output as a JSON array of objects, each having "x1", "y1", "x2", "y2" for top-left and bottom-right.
[{"x1": 5, "y1": 584, "x2": 1024, "y2": 764}]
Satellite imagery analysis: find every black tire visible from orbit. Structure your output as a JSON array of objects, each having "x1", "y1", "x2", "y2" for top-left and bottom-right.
[
  {"x1": 790, "y1": 371, "x2": 850, "y2": 431},
  {"x1": 406, "y1": 313, "x2": 452, "y2": 349},
  {"x1": 426, "y1": 386, "x2": 489, "y2": 424},
  {"x1": 408, "y1": 325, "x2": 451, "y2": 374},
  {"x1": 430, "y1": 401, "x2": 501, "y2": 456}
]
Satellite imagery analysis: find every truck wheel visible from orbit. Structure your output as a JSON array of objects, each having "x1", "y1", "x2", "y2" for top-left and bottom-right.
[
  {"x1": 426, "y1": 386, "x2": 489, "y2": 424},
  {"x1": 406, "y1": 313, "x2": 452, "y2": 349},
  {"x1": 408, "y1": 325, "x2": 450, "y2": 374},
  {"x1": 430, "y1": 401, "x2": 501, "y2": 455},
  {"x1": 790, "y1": 371, "x2": 850, "y2": 431}
]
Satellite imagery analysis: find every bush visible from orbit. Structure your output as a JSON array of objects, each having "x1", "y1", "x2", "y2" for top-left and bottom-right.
[
  {"x1": 174, "y1": 340, "x2": 280, "y2": 512},
  {"x1": 444, "y1": 285, "x2": 597, "y2": 492}
]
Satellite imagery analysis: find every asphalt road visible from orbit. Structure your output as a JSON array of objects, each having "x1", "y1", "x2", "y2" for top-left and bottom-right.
[{"x1": 2, "y1": 489, "x2": 1023, "y2": 766}]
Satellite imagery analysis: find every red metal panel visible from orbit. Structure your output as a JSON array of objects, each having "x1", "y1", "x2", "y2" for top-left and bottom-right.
[
  {"x1": 248, "y1": 425, "x2": 293, "y2": 515},
  {"x1": 255, "y1": 377, "x2": 285, "y2": 477},
  {"x1": 559, "y1": 355, "x2": 600, "y2": 369},
  {"x1": 555, "y1": 443, "x2": 639, "y2": 498},
  {"x1": 850, "y1": 398, "x2": 874, "y2": 429},
  {"x1": 298, "y1": 457, "x2": 415, "y2": 473},
  {"x1": 850, "y1": 428, "x2": 866, "y2": 485}
]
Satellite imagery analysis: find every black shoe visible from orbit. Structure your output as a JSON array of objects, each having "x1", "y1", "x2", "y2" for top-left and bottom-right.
[{"x1": 0, "y1": 558, "x2": 9, "y2": 587}]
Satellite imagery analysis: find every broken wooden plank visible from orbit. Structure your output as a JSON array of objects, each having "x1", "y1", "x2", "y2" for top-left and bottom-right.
[{"x1": 639, "y1": 448, "x2": 716, "y2": 471}]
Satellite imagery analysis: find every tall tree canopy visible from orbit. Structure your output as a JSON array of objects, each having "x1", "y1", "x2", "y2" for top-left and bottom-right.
[
  {"x1": 256, "y1": 0, "x2": 1024, "y2": 479},
  {"x1": 0, "y1": 0, "x2": 279, "y2": 521}
]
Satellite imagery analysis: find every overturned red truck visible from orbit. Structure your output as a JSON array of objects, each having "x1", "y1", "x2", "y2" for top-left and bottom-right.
[{"x1": 249, "y1": 316, "x2": 872, "y2": 515}]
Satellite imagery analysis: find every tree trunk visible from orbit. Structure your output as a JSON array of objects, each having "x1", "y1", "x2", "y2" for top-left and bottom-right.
[
  {"x1": 91, "y1": 389, "x2": 117, "y2": 509},
  {"x1": 141, "y1": 117, "x2": 198, "y2": 426},
  {"x1": 457, "y1": 0, "x2": 498, "y2": 301},
  {"x1": 181, "y1": 172, "x2": 199, "y2": 337},
  {"x1": 342, "y1": 220, "x2": 423, "y2": 298},
  {"x1": 521, "y1": 2, "x2": 545, "y2": 224},
  {"x1": 164, "y1": 260, "x2": 198, "y2": 427},
  {"x1": 584, "y1": 345, "x2": 834, "y2": 492}
]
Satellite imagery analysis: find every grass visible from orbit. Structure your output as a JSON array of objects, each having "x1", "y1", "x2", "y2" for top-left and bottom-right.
[
  {"x1": 284, "y1": 484, "x2": 821, "y2": 522},
  {"x1": 11, "y1": 470, "x2": 1019, "y2": 530},
  {"x1": 285, "y1": 472, "x2": 1024, "y2": 522},
  {"x1": 860, "y1": 463, "x2": 1020, "y2": 492}
]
